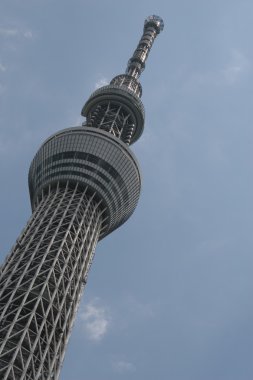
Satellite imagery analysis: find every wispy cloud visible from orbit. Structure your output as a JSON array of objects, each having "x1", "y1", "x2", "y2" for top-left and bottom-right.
[
  {"x1": 182, "y1": 49, "x2": 250, "y2": 92},
  {"x1": 95, "y1": 77, "x2": 109, "y2": 89},
  {"x1": 79, "y1": 298, "x2": 110, "y2": 342},
  {"x1": 125, "y1": 295, "x2": 155, "y2": 319},
  {"x1": 113, "y1": 295, "x2": 156, "y2": 334},
  {"x1": 0, "y1": 27, "x2": 33, "y2": 39},
  {"x1": 112, "y1": 360, "x2": 136, "y2": 374},
  {"x1": 73, "y1": 115, "x2": 84, "y2": 126},
  {"x1": 0, "y1": 28, "x2": 18, "y2": 37},
  {"x1": 222, "y1": 49, "x2": 250, "y2": 84},
  {"x1": 23, "y1": 30, "x2": 33, "y2": 39},
  {"x1": 0, "y1": 63, "x2": 6, "y2": 72}
]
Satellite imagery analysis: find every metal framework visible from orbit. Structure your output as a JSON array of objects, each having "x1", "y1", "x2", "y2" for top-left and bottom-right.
[
  {"x1": 0, "y1": 183, "x2": 103, "y2": 379},
  {"x1": 86, "y1": 101, "x2": 135, "y2": 144},
  {"x1": 0, "y1": 15, "x2": 163, "y2": 379},
  {"x1": 82, "y1": 15, "x2": 164, "y2": 145}
]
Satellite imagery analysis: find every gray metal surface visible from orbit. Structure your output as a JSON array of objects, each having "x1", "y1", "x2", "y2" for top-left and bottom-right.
[
  {"x1": 0, "y1": 183, "x2": 103, "y2": 379},
  {"x1": 29, "y1": 126, "x2": 141, "y2": 238},
  {"x1": 126, "y1": 15, "x2": 164, "y2": 79},
  {"x1": 0, "y1": 15, "x2": 163, "y2": 379},
  {"x1": 82, "y1": 15, "x2": 164, "y2": 146},
  {"x1": 82, "y1": 85, "x2": 145, "y2": 144}
]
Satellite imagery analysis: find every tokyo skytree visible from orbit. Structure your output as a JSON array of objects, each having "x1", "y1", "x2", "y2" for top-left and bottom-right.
[{"x1": 0, "y1": 15, "x2": 164, "y2": 379}]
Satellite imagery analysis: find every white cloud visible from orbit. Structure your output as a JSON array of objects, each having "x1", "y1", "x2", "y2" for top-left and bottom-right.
[
  {"x1": 0, "y1": 63, "x2": 6, "y2": 72},
  {"x1": 222, "y1": 49, "x2": 250, "y2": 84},
  {"x1": 182, "y1": 49, "x2": 250, "y2": 92},
  {"x1": 112, "y1": 360, "x2": 136, "y2": 373},
  {"x1": 0, "y1": 28, "x2": 18, "y2": 37},
  {"x1": 113, "y1": 295, "x2": 156, "y2": 334},
  {"x1": 74, "y1": 115, "x2": 84, "y2": 126},
  {"x1": 0, "y1": 27, "x2": 33, "y2": 39},
  {"x1": 125, "y1": 295, "x2": 155, "y2": 319},
  {"x1": 23, "y1": 30, "x2": 33, "y2": 39},
  {"x1": 196, "y1": 238, "x2": 229, "y2": 256},
  {"x1": 79, "y1": 298, "x2": 110, "y2": 341},
  {"x1": 95, "y1": 77, "x2": 109, "y2": 89}
]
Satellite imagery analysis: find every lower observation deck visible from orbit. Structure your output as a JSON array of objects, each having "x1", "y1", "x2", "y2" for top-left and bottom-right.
[{"x1": 29, "y1": 126, "x2": 141, "y2": 239}]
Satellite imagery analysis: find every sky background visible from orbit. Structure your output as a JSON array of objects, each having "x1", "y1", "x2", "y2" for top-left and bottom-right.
[{"x1": 1, "y1": 0, "x2": 253, "y2": 379}]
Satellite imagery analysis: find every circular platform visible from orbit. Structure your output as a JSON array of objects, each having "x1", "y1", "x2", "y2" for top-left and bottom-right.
[
  {"x1": 81, "y1": 85, "x2": 145, "y2": 145},
  {"x1": 29, "y1": 126, "x2": 141, "y2": 239}
]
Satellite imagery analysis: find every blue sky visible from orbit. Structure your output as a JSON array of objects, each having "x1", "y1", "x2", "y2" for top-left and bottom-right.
[{"x1": 1, "y1": 1, "x2": 253, "y2": 379}]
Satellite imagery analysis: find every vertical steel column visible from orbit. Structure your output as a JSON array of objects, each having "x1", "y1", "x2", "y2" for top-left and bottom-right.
[{"x1": 0, "y1": 183, "x2": 103, "y2": 380}]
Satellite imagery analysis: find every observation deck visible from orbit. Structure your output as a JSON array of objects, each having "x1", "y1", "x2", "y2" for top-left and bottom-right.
[{"x1": 29, "y1": 126, "x2": 141, "y2": 239}]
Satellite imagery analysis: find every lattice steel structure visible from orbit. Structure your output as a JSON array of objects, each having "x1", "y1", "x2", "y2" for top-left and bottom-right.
[{"x1": 0, "y1": 15, "x2": 164, "y2": 380}]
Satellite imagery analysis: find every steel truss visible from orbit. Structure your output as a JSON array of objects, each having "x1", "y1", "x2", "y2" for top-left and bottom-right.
[
  {"x1": 0, "y1": 182, "x2": 103, "y2": 380},
  {"x1": 0, "y1": 14, "x2": 164, "y2": 379},
  {"x1": 87, "y1": 101, "x2": 135, "y2": 144}
]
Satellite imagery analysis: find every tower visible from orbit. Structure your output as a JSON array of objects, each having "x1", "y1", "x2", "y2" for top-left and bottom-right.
[{"x1": 0, "y1": 15, "x2": 164, "y2": 379}]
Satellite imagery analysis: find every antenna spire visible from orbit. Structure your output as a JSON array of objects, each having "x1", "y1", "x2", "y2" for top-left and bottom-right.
[
  {"x1": 126, "y1": 15, "x2": 164, "y2": 79},
  {"x1": 82, "y1": 15, "x2": 164, "y2": 144}
]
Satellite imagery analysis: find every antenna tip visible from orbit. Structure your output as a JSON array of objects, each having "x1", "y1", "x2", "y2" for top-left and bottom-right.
[{"x1": 144, "y1": 15, "x2": 164, "y2": 33}]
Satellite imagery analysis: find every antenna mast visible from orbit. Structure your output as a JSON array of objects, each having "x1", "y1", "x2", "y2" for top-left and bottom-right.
[{"x1": 82, "y1": 15, "x2": 164, "y2": 144}]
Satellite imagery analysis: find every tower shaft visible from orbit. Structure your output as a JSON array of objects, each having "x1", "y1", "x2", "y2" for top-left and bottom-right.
[
  {"x1": 0, "y1": 183, "x2": 102, "y2": 379},
  {"x1": 0, "y1": 15, "x2": 163, "y2": 379}
]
